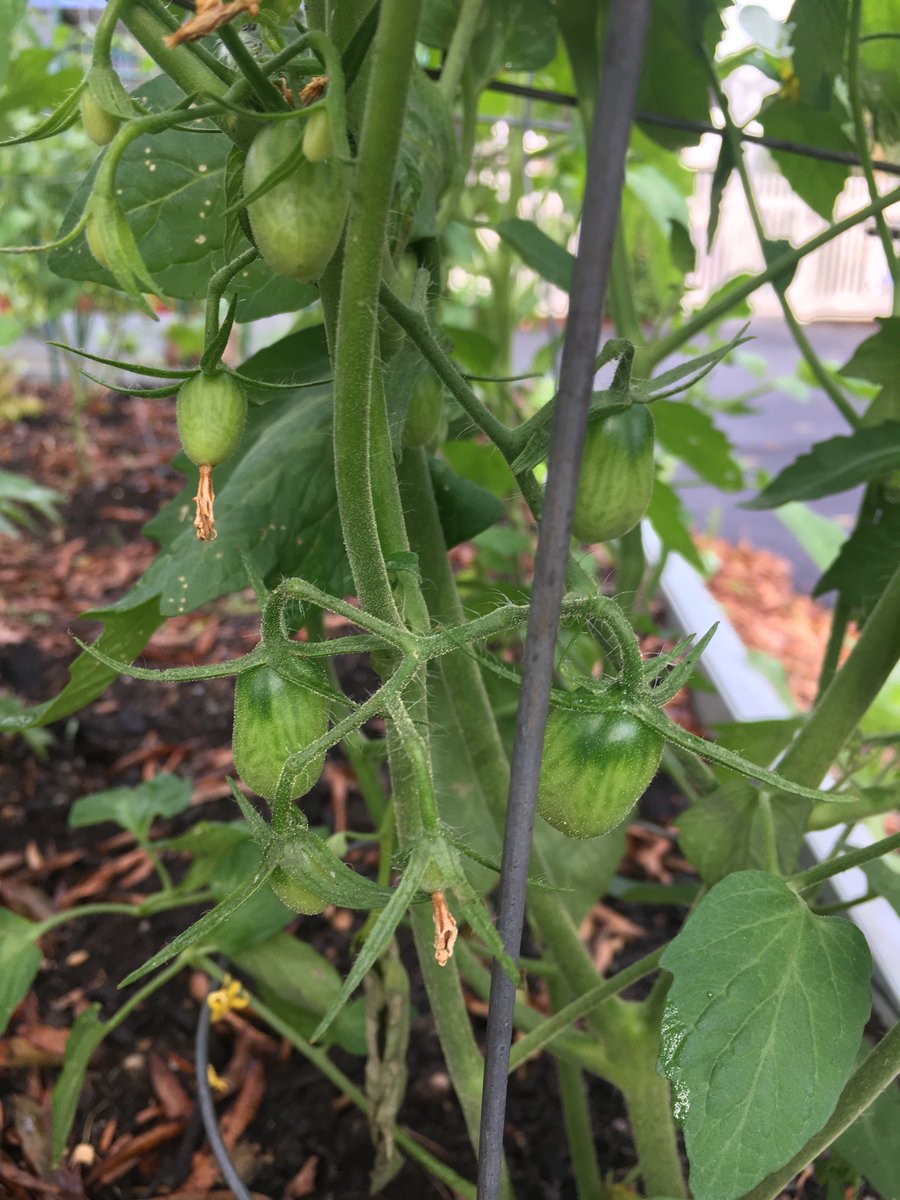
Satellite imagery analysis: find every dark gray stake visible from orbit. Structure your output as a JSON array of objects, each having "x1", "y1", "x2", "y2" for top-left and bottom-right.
[
  {"x1": 474, "y1": 4, "x2": 652, "y2": 1199},
  {"x1": 195, "y1": 982, "x2": 254, "y2": 1200}
]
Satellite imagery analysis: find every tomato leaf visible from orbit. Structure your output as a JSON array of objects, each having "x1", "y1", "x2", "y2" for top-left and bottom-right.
[
  {"x1": 69, "y1": 774, "x2": 191, "y2": 841},
  {"x1": 840, "y1": 317, "x2": 900, "y2": 386},
  {"x1": 652, "y1": 400, "x2": 743, "y2": 491},
  {"x1": 659, "y1": 871, "x2": 872, "y2": 1200},
  {"x1": 427, "y1": 455, "x2": 503, "y2": 547},
  {"x1": 0, "y1": 596, "x2": 164, "y2": 733},
  {"x1": 51, "y1": 1004, "x2": 105, "y2": 1165},
  {"x1": 676, "y1": 780, "x2": 808, "y2": 884},
  {"x1": 0, "y1": 910, "x2": 42, "y2": 1037},
  {"x1": 744, "y1": 422, "x2": 900, "y2": 508},
  {"x1": 496, "y1": 218, "x2": 573, "y2": 292},
  {"x1": 646, "y1": 476, "x2": 706, "y2": 572},
  {"x1": 813, "y1": 499, "x2": 900, "y2": 617},
  {"x1": 759, "y1": 97, "x2": 852, "y2": 220}
]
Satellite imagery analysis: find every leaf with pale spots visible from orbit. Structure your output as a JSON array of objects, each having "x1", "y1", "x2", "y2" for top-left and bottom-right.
[{"x1": 48, "y1": 76, "x2": 312, "y2": 315}]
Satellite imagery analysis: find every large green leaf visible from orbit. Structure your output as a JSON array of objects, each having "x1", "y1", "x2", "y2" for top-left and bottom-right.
[
  {"x1": 652, "y1": 400, "x2": 743, "y2": 490},
  {"x1": 48, "y1": 76, "x2": 310, "y2": 314},
  {"x1": 0, "y1": 596, "x2": 164, "y2": 733},
  {"x1": 759, "y1": 98, "x2": 852, "y2": 220},
  {"x1": 814, "y1": 499, "x2": 900, "y2": 616},
  {"x1": 659, "y1": 871, "x2": 872, "y2": 1200},
  {"x1": 744, "y1": 422, "x2": 900, "y2": 508},
  {"x1": 69, "y1": 774, "x2": 191, "y2": 840},
  {"x1": 0, "y1": 909, "x2": 42, "y2": 1036},
  {"x1": 428, "y1": 454, "x2": 504, "y2": 547},
  {"x1": 420, "y1": 0, "x2": 557, "y2": 76}
]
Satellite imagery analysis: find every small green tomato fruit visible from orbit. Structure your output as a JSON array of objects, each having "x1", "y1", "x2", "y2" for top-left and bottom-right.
[
  {"x1": 537, "y1": 706, "x2": 662, "y2": 839},
  {"x1": 81, "y1": 90, "x2": 121, "y2": 146},
  {"x1": 232, "y1": 664, "x2": 330, "y2": 802}
]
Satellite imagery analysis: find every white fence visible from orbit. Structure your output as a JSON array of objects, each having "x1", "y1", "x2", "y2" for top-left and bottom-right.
[{"x1": 686, "y1": 168, "x2": 898, "y2": 320}]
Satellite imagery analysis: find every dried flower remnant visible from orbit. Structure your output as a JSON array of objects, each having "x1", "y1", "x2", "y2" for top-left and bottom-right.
[
  {"x1": 164, "y1": 0, "x2": 260, "y2": 47},
  {"x1": 431, "y1": 891, "x2": 458, "y2": 966}
]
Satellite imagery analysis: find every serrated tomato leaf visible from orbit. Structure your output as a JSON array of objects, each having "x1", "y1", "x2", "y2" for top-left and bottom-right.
[{"x1": 744, "y1": 422, "x2": 900, "y2": 508}]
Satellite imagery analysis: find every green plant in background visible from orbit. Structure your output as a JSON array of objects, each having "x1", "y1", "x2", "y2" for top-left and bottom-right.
[{"x1": 1, "y1": 2, "x2": 899, "y2": 1199}]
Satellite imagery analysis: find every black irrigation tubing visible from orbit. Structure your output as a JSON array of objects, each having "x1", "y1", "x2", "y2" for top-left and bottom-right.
[
  {"x1": 474, "y1": 4, "x2": 652, "y2": 1200},
  {"x1": 476, "y1": 75, "x2": 900, "y2": 179},
  {"x1": 195, "y1": 985, "x2": 254, "y2": 1200}
]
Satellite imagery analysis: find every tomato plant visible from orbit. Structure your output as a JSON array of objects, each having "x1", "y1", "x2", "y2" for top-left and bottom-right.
[{"x1": 2, "y1": 2, "x2": 899, "y2": 1199}]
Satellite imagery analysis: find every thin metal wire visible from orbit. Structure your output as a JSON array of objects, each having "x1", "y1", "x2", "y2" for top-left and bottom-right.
[
  {"x1": 474, "y1": 4, "x2": 652, "y2": 1199},
  {"x1": 195, "y1": 985, "x2": 254, "y2": 1200},
  {"x1": 425, "y1": 70, "x2": 900, "y2": 179}
]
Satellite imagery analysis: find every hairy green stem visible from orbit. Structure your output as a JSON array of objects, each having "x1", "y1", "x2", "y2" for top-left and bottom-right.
[
  {"x1": 791, "y1": 830, "x2": 900, "y2": 894},
  {"x1": 777, "y1": 559, "x2": 900, "y2": 789},
  {"x1": 548, "y1": 976, "x2": 606, "y2": 1200},
  {"x1": 644, "y1": 185, "x2": 900, "y2": 371},
  {"x1": 705, "y1": 55, "x2": 858, "y2": 428},
  {"x1": 740, "y1": 1022, "x2": 900, "y2": 1200},
  {"x1": 198, "y1": 957, "x2": 478, "y2": 1198},
  {"x1": 848, "y1": 0, "x2": 900, "y2": 313},
  {"x1": 438, "y1": 0, "x2": 485, "y2": 103},
  {"x1": 409, "y1": 909, "x2": 512, "y2": 1197},
  {"x1": 620, "y1": 1060, "x2": 688, "y2": 1198},
  {"x1": 331, "y1": 0, "x2": 421, "y2": 622}
]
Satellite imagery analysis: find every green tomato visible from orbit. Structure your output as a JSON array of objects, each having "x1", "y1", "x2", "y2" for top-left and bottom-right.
[
  {"x1": 81, "y1": 90, "x2": 121, "y2": 146},
  {"x1": 176, "y1": 371, "x2": 247, "y2": 467},
  {"x1": 244, "y1": 121, "x2": 349, "y2": 283},
  {"x1": 232, "y1": 664, "x2": 330, "y2": 801},
  {"x1": 302, "y1": 108, "x2": 333, "y2": 163},
  {"x1": 572, "y1": 405, "x2": 654, "y2": 544},
  {"x1": 269, "y1": 866, "x2": 329, "y2": 915},
  {"x1": 402, "y1": 374, "x2": 444, "y2": 448},
  {"x1": 537, "y1": 706, "x2": 662, "y2": 839},
  {"x1": 85, "y1": 218, "x2": 110, "y2": 271}
]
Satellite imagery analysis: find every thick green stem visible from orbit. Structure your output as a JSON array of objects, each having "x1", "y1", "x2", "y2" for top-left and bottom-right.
[
  {"x1": 778, "y1": 560, "x2": 900, "y2": 788},
  {"x1": 705, "y1": 57, "x2": 859, "y2": 427},
  {"x1": 409, "y1": 908, "x2": 513, "y2": 1198},
  {"x1": 645, "y1": 185, "x2": 900, "y2": 370},
  {"x1": 548, "y1": 976, "x2": 606, "y2": 1200},
  {"x1": 331, "y1": 0, "x2": 421, "y2": 622},
  {"x1": 791, "y1": 830, "x2": 900, "y2": 894},
  {"x1": 620, "y1": 1061, "x2": 688, "y2": 1199},
  {"x1": 848, "y1": 0, "x2": 900, "y2": 313},
  {"x1": 741, "y1": 1022, "x2": 900, "y2": 1200},
  {"x1": 438, "y1": 0, "x2": 485, "y2": 103},
  {"x1": 121, "y1": 2, "x2": 252, "y2": 146}
]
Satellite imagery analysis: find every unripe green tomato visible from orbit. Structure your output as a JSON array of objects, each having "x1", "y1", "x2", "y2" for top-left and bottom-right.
[
  {"x1": 232, "y1": 664, "x2": 330, "y2": 801},
  {"x1": 245, "y1": 121, "x2": 349, "y2": 283},
  {"x1": 537, "y1": 706, "x2": 662, "y2": 839},
  {"x1": 302, "y1": 108, "x2": 333, "y2": 162},
  {"x1": 176, "y1": 371, "x2": 247, "y2": 467},
  {"x1": 269, "y1": 865, "x2": 328, "y2": 915},
  {"x1": 572, "y1": 405, "x2": 655, "y2": 544},
  {"x1": 402, "y1": 374, "x2": 444, "y2": 448},
  {"x1": 81, "y1": 90, "x2": 121, "y2": 146},
  {"x1": 85, "y1": 218, "x2": 110, "y2": 271}
]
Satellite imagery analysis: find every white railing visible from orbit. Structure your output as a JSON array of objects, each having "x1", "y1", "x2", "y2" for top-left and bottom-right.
[{"x1": 686, "y1": 168, "x2": 898, "y2": 320}]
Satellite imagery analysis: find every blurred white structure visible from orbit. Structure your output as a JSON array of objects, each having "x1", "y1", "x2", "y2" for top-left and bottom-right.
[{"x1": 686, "y1": 167, "x2": 899, "y2": 321}]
